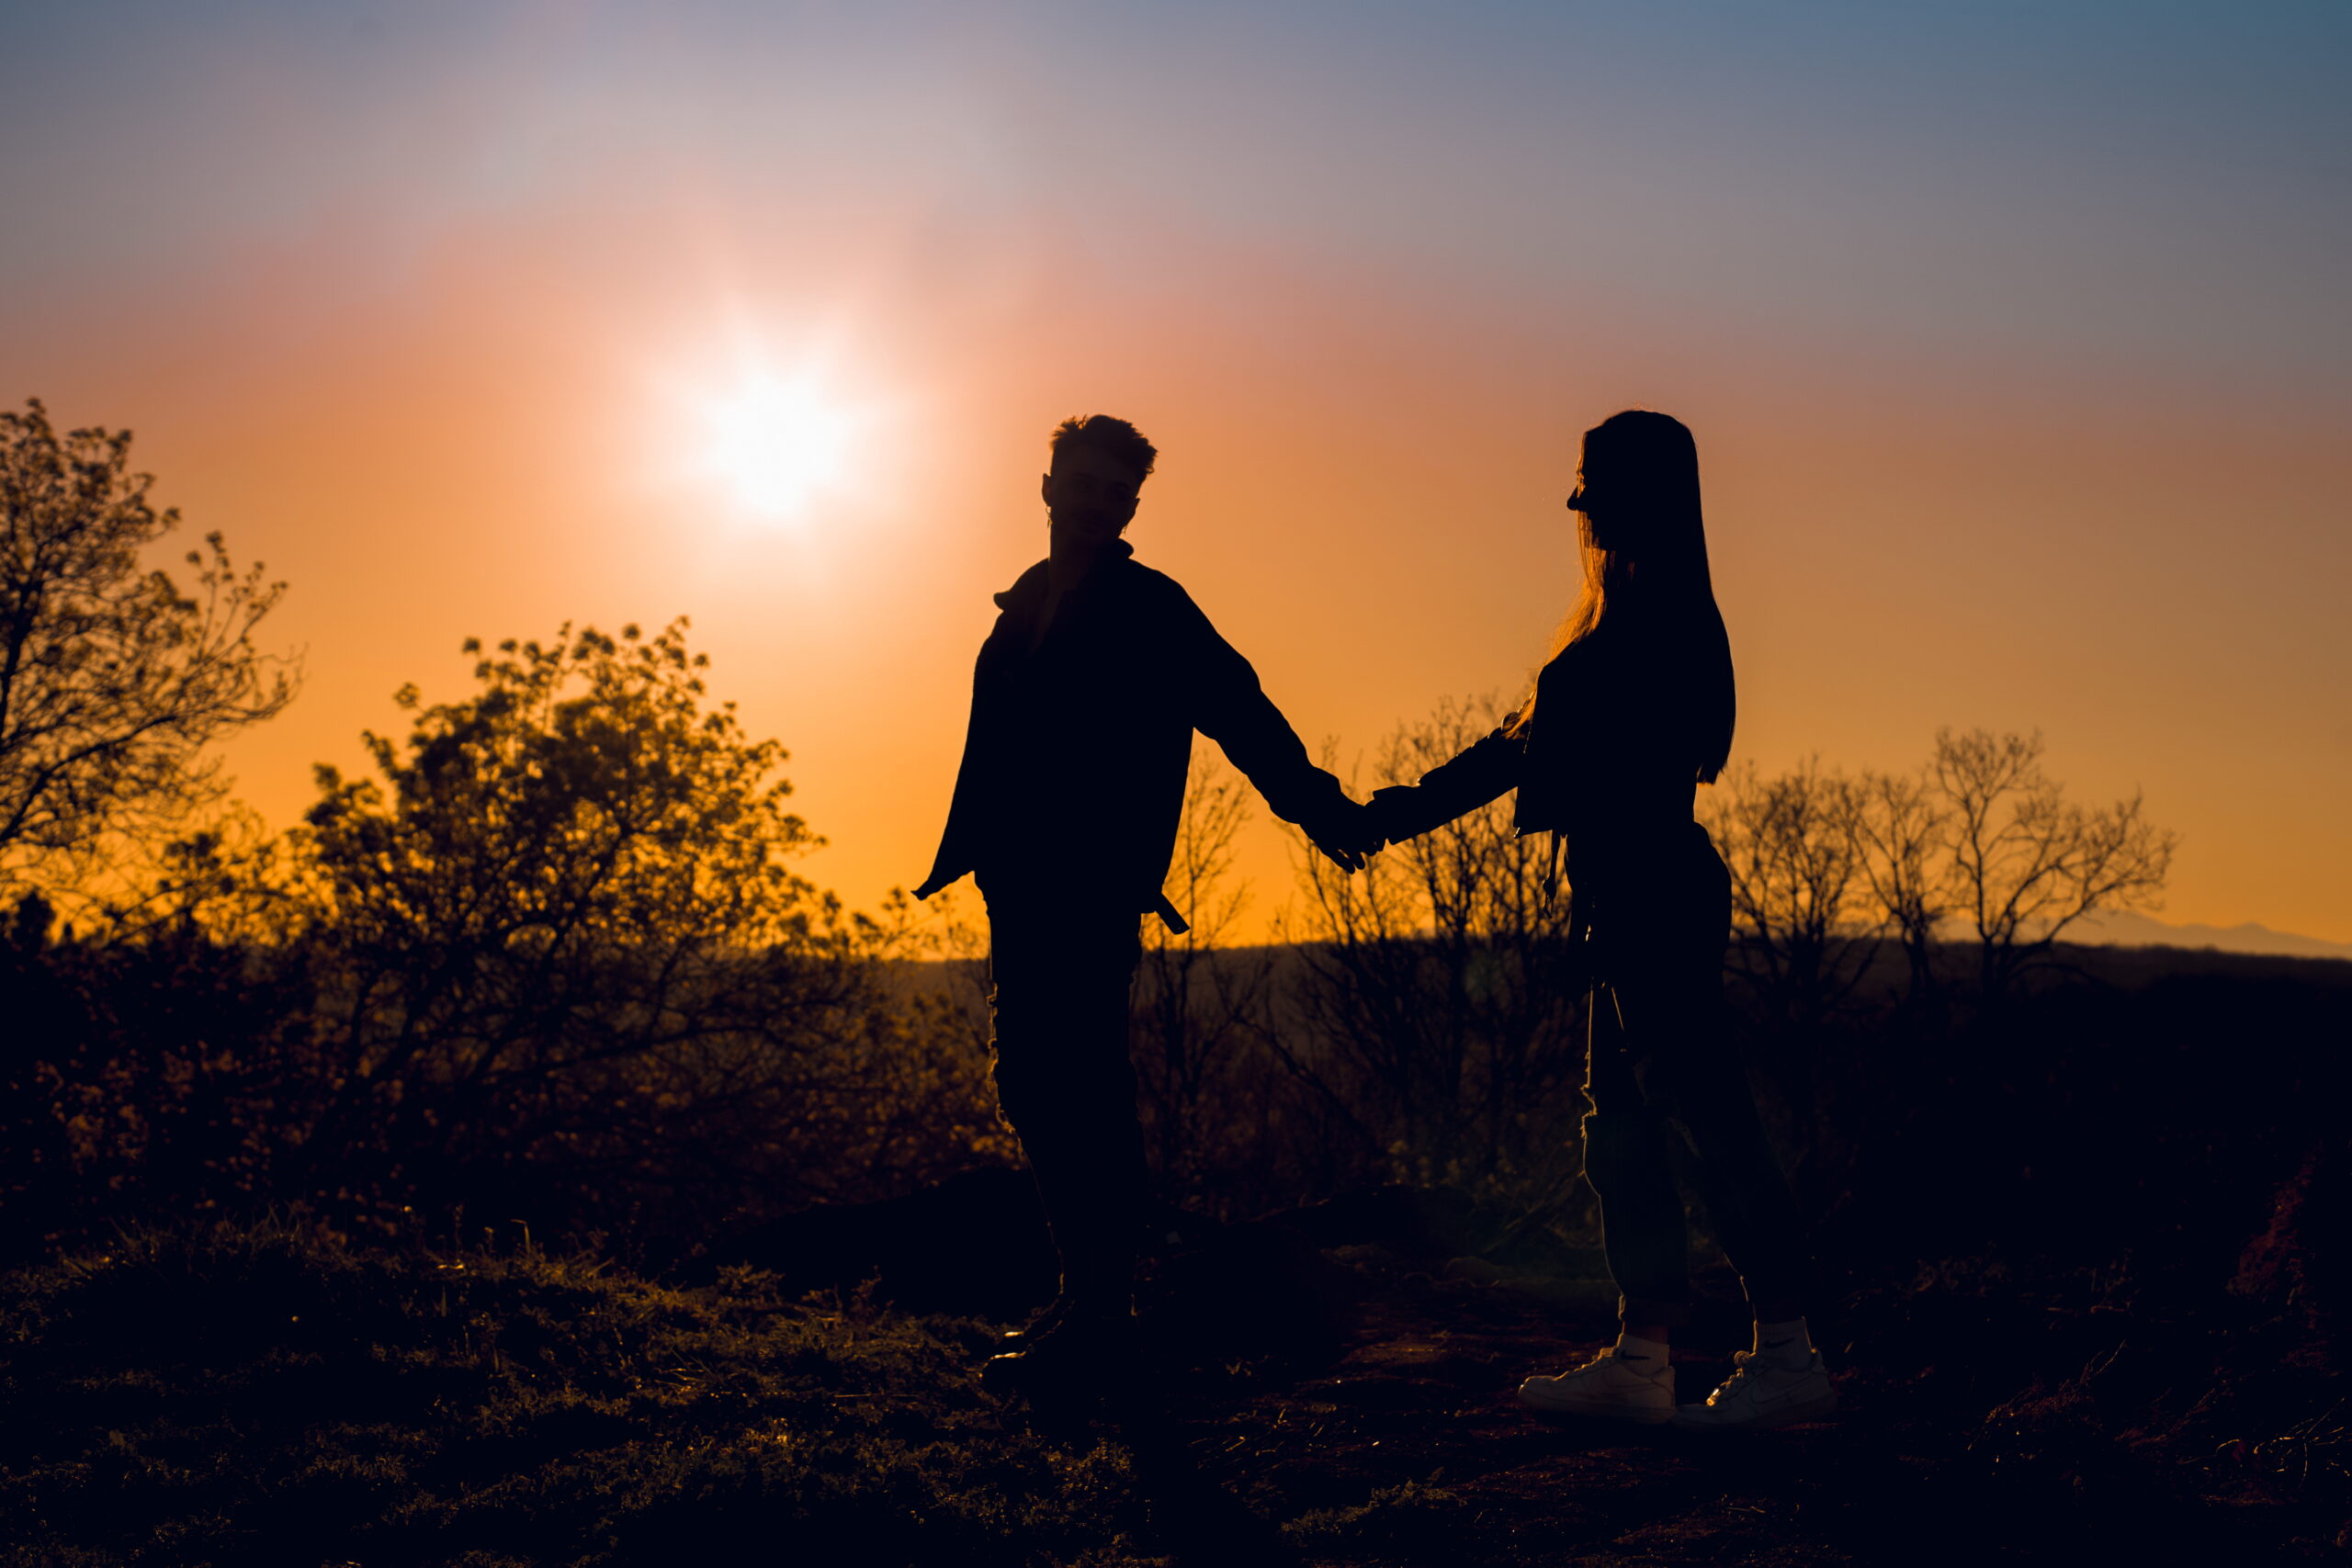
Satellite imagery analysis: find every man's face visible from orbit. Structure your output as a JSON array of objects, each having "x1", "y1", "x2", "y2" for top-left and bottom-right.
[{"x1": 1041, "y1": 444, "x2": 1144, "y2": 546}]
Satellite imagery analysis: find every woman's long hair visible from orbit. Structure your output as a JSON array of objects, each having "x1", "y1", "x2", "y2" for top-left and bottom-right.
[{"x1": 1512, "y1": 410, "x2": 1735, "y2": 784}]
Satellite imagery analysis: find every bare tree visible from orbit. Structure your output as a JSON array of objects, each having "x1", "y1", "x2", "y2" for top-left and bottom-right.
[
  {"x1": 1932, "y1": 727, "x2": 2177, "y2": 993},
  {"x1": 0, "y1": 400, "x2": 298, "y2": 892},
  {"x1": 1130, "y1": 750, "x2": 1272, "y2": 1197},
  {"x1": 1702, "y1": 758, "x2": 1879, "y2": 1026},
  {"x1": 1277, "y1": 694, "x2": 1585, "y2": 1202},
  {"x1": 1851, "y1": 765, "x2": 1952, "y2": 1004}
]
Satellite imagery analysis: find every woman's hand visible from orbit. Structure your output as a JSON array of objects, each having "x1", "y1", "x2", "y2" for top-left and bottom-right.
[
  {"x1": 1303, "y1": 796, "x2": 1386, "y2": 873},
  {"x1": 1365, "y1": 785, "x2": 1426, "y2": 847}
]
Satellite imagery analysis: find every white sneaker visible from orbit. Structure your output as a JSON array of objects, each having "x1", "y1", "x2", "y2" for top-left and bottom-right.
[
  {"x1": 1672, "y1": 1349, "x2": 1839, "y2": 1429},
  {"x1": 1517, "y1": 1348, "x2": 1677, "y2": 1424}
]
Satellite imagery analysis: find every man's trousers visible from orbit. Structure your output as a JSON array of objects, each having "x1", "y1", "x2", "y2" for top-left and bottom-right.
[{"x1": 980, "y1": 880, "x2": 1149, "y2": 1307}]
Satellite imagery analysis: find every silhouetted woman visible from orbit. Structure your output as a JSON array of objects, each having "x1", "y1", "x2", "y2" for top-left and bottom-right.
[{"x1": 1366, "y1": 410, "x2": 1835, "y2": 1427}]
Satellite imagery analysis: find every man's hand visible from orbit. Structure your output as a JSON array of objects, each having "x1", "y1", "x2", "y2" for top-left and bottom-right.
[{"x1": 1304, "y1": 796, "x2": 1385, "y2": 874}]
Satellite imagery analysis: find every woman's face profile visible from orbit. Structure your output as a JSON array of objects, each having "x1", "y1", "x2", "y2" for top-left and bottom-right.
[{"x1": 1568, "y1": 458, "x2": 1621, "y2": 552}]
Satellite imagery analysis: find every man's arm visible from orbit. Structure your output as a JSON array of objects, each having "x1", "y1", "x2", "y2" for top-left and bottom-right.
[{"x1": 1165, "y1": 583, "x2": 1378, "y2": 870}]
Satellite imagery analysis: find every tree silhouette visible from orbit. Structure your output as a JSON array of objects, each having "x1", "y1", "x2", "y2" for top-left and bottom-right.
[
  {"x1": 1131, "y1": 750, "x2": 1272, "y2": 1202},
  {"x1": 0, "y1": 400, "x2": 297, "y2": 892},
  {"x1": 1933, "y1": 727, "x2": 2177, "y2": 994},
  {"x1": 290, "y1": 621, "x2": 898, "y2": 1224},
  {"x1": 1279, "y1": 694, "x2": 1584, "y2": 1202},
  {"x1": 1702, "y1": 757, "x2": 1878, "y2": 1027},
  {"x1": 1852, "y1": 765, "x2": 1951, "y2": 1004}
]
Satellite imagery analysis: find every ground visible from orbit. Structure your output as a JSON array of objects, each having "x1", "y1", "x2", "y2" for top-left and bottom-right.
[
  {"x1": 1078, "y1": 1260, "x2": 2337, "y2": 1567},
  {"x1": 3, "y1": 1218, "x2": 2345, "y2": 1566}
]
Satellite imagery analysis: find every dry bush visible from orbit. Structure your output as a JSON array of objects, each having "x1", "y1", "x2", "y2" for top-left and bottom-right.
[
  {"x1": 1272, "y1": 694, "x2": 1587, "y2": 1213},
  {"x1": 1130, "y1": 752, "x2": 1280, "y2": 1208}
]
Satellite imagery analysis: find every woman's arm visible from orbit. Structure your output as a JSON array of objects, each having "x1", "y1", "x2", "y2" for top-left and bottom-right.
[{"x1": 1367, "y1": 720, "x2": 1525, "y2": 843}]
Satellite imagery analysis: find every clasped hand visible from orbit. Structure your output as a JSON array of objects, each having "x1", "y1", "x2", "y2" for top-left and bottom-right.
[{"x1": 1305, "y1": 795, "x2": 1396, "y2": 874}]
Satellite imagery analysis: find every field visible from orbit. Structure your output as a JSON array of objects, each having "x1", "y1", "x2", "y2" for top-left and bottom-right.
[
  {"x1": 5, "y1": 1196, "x2": 2344, "y2": 1566},
  {"x1": 6, "y1": 942, "x2": 2349, "y2": 1565}
]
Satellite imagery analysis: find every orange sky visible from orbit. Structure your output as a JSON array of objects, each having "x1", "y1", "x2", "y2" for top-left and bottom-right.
[{"x1": 6, "y1": 5, "x2": 2348, "y2": 942}]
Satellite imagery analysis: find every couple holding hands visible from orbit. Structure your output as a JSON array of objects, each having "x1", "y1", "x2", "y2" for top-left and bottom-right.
[{"x1": 912, "y1": 410, "x2": 1835, "y2": 1429}]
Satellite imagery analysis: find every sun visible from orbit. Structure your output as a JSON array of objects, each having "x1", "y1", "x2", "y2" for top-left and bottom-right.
[{"x1": 698, "y1": 371, "x2": 856, "y2": 520}]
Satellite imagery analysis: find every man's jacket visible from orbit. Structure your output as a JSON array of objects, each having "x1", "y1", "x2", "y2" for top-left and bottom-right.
[{"x1": 914, "y1": 540, "x2": 1351, "y2": 929}]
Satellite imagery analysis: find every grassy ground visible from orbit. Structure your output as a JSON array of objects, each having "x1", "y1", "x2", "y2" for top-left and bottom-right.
[
  {"x1": 0, "y1": 1224, "x2": 1149, "y2": 1566},
  {"x1": 4, "y1": 1222, "x2": 2346, "y2": 1566}
]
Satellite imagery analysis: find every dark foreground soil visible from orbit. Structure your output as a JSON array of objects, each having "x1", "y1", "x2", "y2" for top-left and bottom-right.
[
  {"x1": 4, "y1": 1218, "x2": 2346, "y2": 1567},
  {"x1": 1108, "y1": 1268, "x2": 2342, "y2": 1567}
]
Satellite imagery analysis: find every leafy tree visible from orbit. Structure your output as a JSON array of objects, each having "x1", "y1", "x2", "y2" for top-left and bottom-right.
[
  {"x1": 0, "y1": 400, "x2": 297, "y2": 892},
  {"x1": 288, "y1": 621, "x2": 989, "y2": 1233},
  {"x1": 0, "y1": 621, "x2": 1011, "y2": 1253}
]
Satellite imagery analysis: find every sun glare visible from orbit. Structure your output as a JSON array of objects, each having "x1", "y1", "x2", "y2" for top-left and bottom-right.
[{"x1": 698, "y1": 372, "x2": 857, "y2": 520}]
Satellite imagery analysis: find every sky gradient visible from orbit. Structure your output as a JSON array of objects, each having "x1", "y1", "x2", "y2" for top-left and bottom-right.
[{"x1": 6, "y1": 1, "x2": 2348, "y2": 941}]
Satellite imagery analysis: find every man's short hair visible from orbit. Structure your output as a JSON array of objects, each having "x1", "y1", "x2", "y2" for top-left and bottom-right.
[{"x1": 1049, "y1": 414, "x2": 1157, "y2": 484}]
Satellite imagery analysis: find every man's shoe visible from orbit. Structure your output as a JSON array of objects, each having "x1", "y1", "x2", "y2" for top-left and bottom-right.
[
  {"x1": 1672, "y1": 1349, "x2": 1838, "y2": 1429},
  {"x1": 979, "y1": 1311, "x2": 1136, "y2": 1402},
  {"x1": 1516, "y1": 1348, "x2": 1677, "y2": 1424},
  {"x1": 1000, "y1": 1294, "x2": 1073, "y2": 1346}
]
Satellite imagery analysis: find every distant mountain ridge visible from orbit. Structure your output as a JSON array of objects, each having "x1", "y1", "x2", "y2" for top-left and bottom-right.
[{"x1": 2063, "y1": 908, "x2": 2352, "y2": 962}]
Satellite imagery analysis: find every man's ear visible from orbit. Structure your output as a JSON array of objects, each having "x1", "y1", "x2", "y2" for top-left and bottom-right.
[{"x1": 1039, "y1": 471, "x2": 1054, "y2": 507}]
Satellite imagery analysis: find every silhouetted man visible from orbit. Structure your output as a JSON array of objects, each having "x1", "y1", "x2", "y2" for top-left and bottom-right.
[{"x1": 914, "y1": 414, "x2": 1374, "y2": 1391}]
